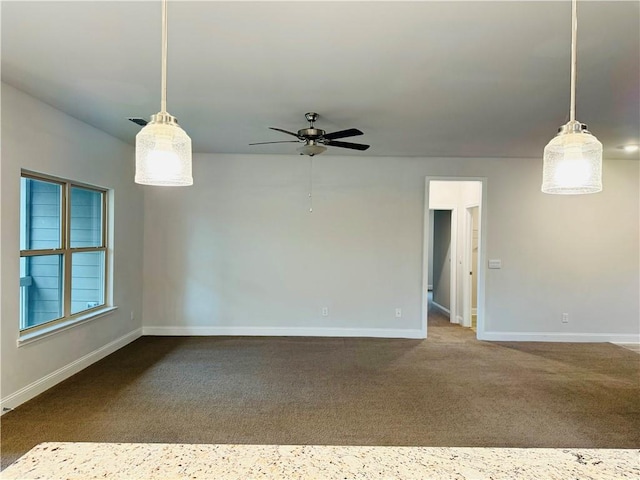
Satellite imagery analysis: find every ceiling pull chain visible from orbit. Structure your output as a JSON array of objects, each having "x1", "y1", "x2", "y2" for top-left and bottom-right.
[{"x1": 309, "y1": 156, "x2": 313, "y2": 213}]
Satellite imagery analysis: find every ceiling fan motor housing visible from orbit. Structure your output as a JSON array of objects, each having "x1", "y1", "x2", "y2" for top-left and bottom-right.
[{"x1": 298, "y1": 128, "x2": 325, "y2": 140}]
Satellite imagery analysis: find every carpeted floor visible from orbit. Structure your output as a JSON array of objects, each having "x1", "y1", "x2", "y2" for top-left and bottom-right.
[{"x1": 2, "y1": 307, "x2": 639, "y2": 469}]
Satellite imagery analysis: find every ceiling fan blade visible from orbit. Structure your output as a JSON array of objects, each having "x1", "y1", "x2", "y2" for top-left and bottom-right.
[
  {"x1": 323, "y1": 128, "x2": 363, "y2": 140},
  {"x1": 249, "y1": 141, "x2": 300, "y2": 145},
  {"x1": 269, "y1": 127, "x2": 301, "y2": 138},
  {"x1": 129, "y1": 117, "x2": 148, "y2": 126},
  {"x1": 326, "y1": 140, "x2": 370, "y2": 151}
]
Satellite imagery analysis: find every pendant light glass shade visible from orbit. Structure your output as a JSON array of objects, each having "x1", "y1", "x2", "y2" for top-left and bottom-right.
[
  {"x1": 135, "y1": 114, "x2": 192, "y2": 186},
  {"x1": 542, "y1": 121, "x2": 602, "y2": 194}
]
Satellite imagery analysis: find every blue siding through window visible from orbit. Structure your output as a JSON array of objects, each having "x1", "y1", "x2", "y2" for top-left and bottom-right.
[{"x1": 25, "y1": 180, "x2": 62, "y2": 326}]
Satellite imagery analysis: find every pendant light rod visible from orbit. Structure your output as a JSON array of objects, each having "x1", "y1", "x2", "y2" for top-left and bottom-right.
[
  {"x1": 160, "y1": 0, "x2": 168, "y2": 113},
  {"x1": 569, "y1": 0, "x2": 577, "y2": 122}
]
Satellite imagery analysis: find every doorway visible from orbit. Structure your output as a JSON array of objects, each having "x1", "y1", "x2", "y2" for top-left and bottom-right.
[
  {"x1": 422, "y1": 178, "x2": 485, "y2": 338},
  {"x1": 431, "y1": 209, "x2": 453, "y2": 318}
]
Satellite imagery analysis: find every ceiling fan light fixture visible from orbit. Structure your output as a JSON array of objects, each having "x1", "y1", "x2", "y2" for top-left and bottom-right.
[
  {"x1": 251, "y1": 113, "x2": 369, "y2": 154},
  {"x1": 135, "y1": 0, "x2": 193, "y2": 187},
  {"x1": 297, "y1": 144, "x2": 327, "y2": 157},
  {"x1": 541, "y1": 0, "x2": 602, "y2": 195}
]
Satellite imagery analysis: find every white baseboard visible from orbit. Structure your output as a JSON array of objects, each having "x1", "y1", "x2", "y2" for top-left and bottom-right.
[
  {"x1": 143, "y1": 326, "x2": 425, "y2": 339},
  {"x1": 430, "y1": 301, "x2": 450, "y2": 315},
  {"x1": 472, "y1": 308, "x2": 477, "y2": 316},
  {"x1": 1, "y1": 328, "x2": 142, "y2": 414},
  {"x1": 454, "y1": 315, "x2": 464, "y2": 325},
  {"x1": 479, "y1": 331, "x2": 640, "y2": 343}
]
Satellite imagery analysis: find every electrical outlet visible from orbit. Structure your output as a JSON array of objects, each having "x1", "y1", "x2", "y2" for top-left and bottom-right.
[
  {"x1": 322, "y1": 307, "x2": 329, "y2": 317},
  {"x1": 562, "y1": 313, "x2": 569, "y2": 323},
  {"x1": 395, "y1": 308, "x2": 402, "y2": 318}
]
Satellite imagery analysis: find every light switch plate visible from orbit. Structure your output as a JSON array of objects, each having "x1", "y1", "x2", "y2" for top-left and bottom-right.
[{"x1": 488, "y1": 259, "x2": 502, "y2": 269}]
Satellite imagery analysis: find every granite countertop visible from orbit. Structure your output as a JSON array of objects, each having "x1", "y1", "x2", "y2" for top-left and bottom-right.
[{"x1": 1, "y1": 442, "x2": 638, "y2": 479}]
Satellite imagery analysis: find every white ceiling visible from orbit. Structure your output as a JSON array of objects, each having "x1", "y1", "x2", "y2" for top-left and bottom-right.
[{"x1": 2, "y1": 1, "x2": 639, "y2": 159}]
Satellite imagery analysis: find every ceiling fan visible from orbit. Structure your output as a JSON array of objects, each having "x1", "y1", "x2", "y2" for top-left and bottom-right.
[
  {"x1": 129, "y1": 118, "x2": 149, "y2": 127},
  {"x1": 250, "y1": 112, "x2": 370, "y2": 156}
]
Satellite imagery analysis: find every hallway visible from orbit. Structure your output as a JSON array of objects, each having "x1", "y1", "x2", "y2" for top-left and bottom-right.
[{"x1": 427, "y1": 292, "x2": 476, "y2": 342}]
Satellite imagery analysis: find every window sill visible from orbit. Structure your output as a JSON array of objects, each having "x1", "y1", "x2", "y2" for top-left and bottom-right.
[{"x1": 17, "y1": 306, "x2": 118, "y2": 347}]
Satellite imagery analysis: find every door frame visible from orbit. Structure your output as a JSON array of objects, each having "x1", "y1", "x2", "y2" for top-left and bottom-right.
[
  {"x1": 422, "y1": 177, "x2": 487, "y2": 338},
  {"x1": 463, "y1": 205, "x2": 480, "y2": 328}
]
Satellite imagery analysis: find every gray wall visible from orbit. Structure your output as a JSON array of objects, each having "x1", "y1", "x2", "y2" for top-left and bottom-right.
[
  {"x1": 432, "y1": 210, "x2": 452, "y2": 312},
  {"x1": 1, "y1": 82, "x2": 144, "y2": 405},
  {"x1": 141, "y1": 153, "x2": 639, "y2": 341}
]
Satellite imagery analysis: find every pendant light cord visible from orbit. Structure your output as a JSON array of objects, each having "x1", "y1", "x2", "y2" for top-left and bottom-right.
[
  {"x1": 569, "y1": 0, "x2": 577, "y2": 122},
  {"x1": 161, "y1": 0, "x2": 168, "y2": 113}
]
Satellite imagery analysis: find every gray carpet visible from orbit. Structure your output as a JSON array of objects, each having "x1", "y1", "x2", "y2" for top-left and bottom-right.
[{"x1": 2, "y1": 308, "x2": 639, "y2": 469}]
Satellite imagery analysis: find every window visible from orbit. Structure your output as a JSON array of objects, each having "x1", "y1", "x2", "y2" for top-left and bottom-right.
[{"x1": 20, "y1": 172, "x2": 108, "y2": 333}]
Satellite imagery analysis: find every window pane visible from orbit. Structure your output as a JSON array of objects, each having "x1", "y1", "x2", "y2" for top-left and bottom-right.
[
  {"x1": 20, "y1": 254, "x2": 63, "y2": 330},
  {"x1": 20, "y1": 177, "x2": 62, "y2": 250},
  {"x1": 71, "y1": 251, "x2": 105, "y2": 314},
  {"x1": 70, "y1": 187, "x2": 103, "y2": 248}
]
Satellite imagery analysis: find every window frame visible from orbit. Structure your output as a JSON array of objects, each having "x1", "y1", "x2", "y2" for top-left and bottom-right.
[{"x1": 19, "y1": 170, "x2": 109, "y2": 334}]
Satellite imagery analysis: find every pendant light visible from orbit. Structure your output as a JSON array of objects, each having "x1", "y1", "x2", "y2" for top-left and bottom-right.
[
  {"x1": 541, "y1": 0, "x2": 602, "y2": 194},
  {"x1": 135, "y1": 0, "x2": 193, "y2": 186}
]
